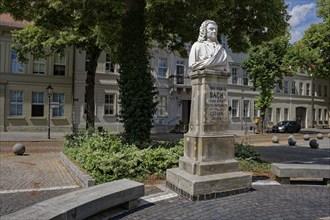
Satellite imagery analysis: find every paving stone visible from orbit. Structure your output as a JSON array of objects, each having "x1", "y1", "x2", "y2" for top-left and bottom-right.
[
  {"x1": 111, "y1": 185, "x2": 330, "y2": 220},
  {"x1": 1, "y1": 130, "x2": 330, "y2": 219}
]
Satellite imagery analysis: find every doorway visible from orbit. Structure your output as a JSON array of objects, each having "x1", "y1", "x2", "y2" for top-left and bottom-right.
[
  {"x1": 181, "y1": 100, "x2": 191, "y2": 125},
  {"x1": 296, "y1": 107, "x2": 306, "y2": 128}
]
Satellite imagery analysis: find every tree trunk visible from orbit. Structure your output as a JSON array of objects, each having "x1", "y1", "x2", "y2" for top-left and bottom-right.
[
  {"x1": 85, "y1": 47, "x2": 102, "y2": 130},
  {"x1": 117, "y1": 0, "x2": 157, "y2": 145}
]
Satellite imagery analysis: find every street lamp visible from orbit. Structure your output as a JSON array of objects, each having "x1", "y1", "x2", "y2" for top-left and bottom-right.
[{"x1": 46, "y1": 84, "x2": 53, "y2": 139}]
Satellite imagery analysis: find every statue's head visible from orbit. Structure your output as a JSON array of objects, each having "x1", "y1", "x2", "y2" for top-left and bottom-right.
[{"x1": 198, "y1": 20, "x2": 218, "y2": 42}]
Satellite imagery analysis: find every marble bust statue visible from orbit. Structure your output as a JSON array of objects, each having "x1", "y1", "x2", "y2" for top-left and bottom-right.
[{"x1": 188, "y1": 20, "x2": 230, "y2": 72}]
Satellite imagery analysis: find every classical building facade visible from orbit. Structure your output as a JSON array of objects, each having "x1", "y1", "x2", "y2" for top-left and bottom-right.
[
  {"x1": 0, "y1": 14, "x2": 74, "y2": 132},
  {"x1": 1, "y1": 14, "x2": 329, "y2": 133}
]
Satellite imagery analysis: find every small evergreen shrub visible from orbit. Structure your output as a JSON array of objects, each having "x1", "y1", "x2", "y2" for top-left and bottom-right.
[
  {"x1": 64, "y1": 130, "x2": 183, "y2": 184},
  {"x1": 234, "y1": 142, "x2": 261, "y2": 161},
  {"x1": 234, "y1": 142, "x2": 271, "y2": 177}
]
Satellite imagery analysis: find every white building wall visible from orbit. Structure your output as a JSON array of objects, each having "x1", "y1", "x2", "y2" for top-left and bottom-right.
[{"x1": 72, "y1": 46, "x2": 329, "y2": 132}]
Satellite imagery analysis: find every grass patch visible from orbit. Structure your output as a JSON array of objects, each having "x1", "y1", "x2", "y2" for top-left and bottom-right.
[{"x1": 238, "y1": 159, "x2": 273, "y2": 178}]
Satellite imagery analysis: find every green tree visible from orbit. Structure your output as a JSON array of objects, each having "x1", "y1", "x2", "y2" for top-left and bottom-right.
[
  {"x1": 118, "y1": 0, "x2": 289, "y2": 144},
  {"x1": 117, "y1": 1, "x2": 158, "y2": 145},
  {"x1": 147, "y1": 0, "x2": 289, "y2": 54},
  {"x1": 242, "y1": 36, "x2": 291, "y2": 131},
  {"x1": 2, "y1": 0, "x2": 290, "y2": 144},
  {"x1": 283, "y1": 0, "x2": 330, "y2": 128}
]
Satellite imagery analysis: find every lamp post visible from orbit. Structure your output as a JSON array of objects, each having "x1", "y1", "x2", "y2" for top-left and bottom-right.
[{"x1": 46, "y1": 84, "x2": 53, "y2": 139}]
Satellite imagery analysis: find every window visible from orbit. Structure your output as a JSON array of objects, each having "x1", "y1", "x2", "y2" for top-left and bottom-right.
[
  {"x1": 104, "y1": 94, "x2": 115, "y2": 115},
  {"x1": 299, "y1": 82, "x2": 303, "y2": 95},
  {"x1": 318, "y1": 85, "x2": 322, "y2": 97},
  {"x1": 284, "y1": 81, "x2": 288, "y2": 94},
  {"x1": 52, "y1": 93, "x2": 65, "y2": 117},
  {"x1": 176, "y1": 60, "x2": 185, "y2": 84},
  {"x1": 306, "y1": 83, "x2": 310, "y2": 96},
  {"x1": 31, "y1": 92, "x2": 44, "y2": 117},
  {"x1": 156, "y1": 96, "x2": 167, "y2": 116},
  {"x1": 54, "y1": 54, "x2": 65, "y2": 76},
  {"x1": 291, "y1": 81, "x2": 296, "y2": 94},
  {"x1": 318, "y1": 109, "x2": 322, "y2": 121},
  {"x1": 267, "y1": 108, "x2": 272, "y2": 122},
  {"x1": 10, "y1": 91, "x2": 23, "y2": 116},
  {"x1": 157, "y1": 58, "x2": 167, "y2": 77},
  {"x1": 105, "y1": 53, "x2": 115, "y2": 73},
  {"x1": 284, "y1": 108, "x2": 289, "y2": 121},
  {"x1": 325, "y1": 109, "x2": 328, "y2": 121},
  {"x1": 325, "y1": 86, "x2": 328, "y2": 97},
  {"x1": 231, "y1": 68, "x2": 238, "y2": 84},
  {"x1": 231, "y1": 100, "x2": 239, "y2": 117},
  {"x1": 33, "y1": 58, "x2": 46, "y2": 74},
  {"x1": 276, "y1": 108, "x2": 281, "y2": 122},
  {"x1": 242, "y1": 71, "x2": 248, "y2": 86},
  {"x1": 11, "y1": 50, "x2": 24, "y2": 73},
  {"x1": 243, "y1": 100, "x2": 250, "y2": 117}
]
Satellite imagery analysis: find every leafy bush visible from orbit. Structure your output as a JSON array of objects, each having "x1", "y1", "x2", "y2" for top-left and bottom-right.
[
  {"x1": 234, "y1": 142, "x2": 261, "y2": 161},
  {"x1": 64, "y1": 130, "x2": 183, "y2": 184},
  {"x1": 234, "y1": 142, "x2": 272, "y2": 178}
]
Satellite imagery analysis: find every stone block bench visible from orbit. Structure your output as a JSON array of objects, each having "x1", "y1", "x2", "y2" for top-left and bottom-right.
[
  {"x1": 271, "y1": 163, "x2": 330, "y2": 185},
  {"x1": 2, "y1": 179, "x2": 144, "y2": 220}
]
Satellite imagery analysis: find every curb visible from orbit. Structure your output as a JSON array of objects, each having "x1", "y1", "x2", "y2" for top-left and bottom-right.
[{"x1": 60, "y1": 152, "x2": 95, "y2": 188}]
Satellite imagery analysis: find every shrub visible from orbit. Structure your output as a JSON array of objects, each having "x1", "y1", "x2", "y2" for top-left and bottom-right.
[
  {"x1": 234, "y1": 142, "x2": 261, "y2": 161},
  {"x1": 234, "y1": 142, "x2": 272, "y2": 178},
  {"x1": 64, "y1": 130, "x2": 183, "y2": 184}
]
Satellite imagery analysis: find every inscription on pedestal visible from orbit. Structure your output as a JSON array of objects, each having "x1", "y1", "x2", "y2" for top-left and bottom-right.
[{"x1": 206, "y1": 84, "x2": 228, "y2": 123}]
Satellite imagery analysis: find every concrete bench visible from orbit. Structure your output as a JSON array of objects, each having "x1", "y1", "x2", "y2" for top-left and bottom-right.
[
  {"x1": 2, "y1": 179, "x2": 144, "y2": 220},
  {"x1": 271, "y1": 163, "x2": 330, "y2": 185}
]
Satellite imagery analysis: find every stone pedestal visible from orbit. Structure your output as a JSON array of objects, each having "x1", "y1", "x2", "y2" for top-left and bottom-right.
[{"x1": 166, "y1": 70, "x2": 251, "y2": 201}]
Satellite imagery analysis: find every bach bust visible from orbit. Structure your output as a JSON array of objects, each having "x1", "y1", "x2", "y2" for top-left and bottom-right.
[{"x1": 188, "y1": 20, "x2": 230, "y2": 73}]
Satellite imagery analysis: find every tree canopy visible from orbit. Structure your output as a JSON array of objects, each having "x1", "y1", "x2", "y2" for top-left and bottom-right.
[
  {"x1": 1, "y1": 0, "x2": 290, "y2": 143},
  {"x1": 147, "y1": 0, "x2": 289, "y2": 55},
  {"x1": 242, "y1": 35, "x2": 291, "y2": 125},
  {"x1": 286, "y1": 0, "x2": 330, "y2": 78}
]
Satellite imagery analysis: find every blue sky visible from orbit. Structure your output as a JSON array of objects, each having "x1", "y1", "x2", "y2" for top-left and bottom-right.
[{"x1": 285, "y1": 0, "x2": 323, "y2": 43}]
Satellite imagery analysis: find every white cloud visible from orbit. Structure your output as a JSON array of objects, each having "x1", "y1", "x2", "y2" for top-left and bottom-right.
[
  {"x1": 290, "y1": 30, "x2": 303, "y2": 43},
  {"x1": 289, "y1": 3, "x2": 315, "y2": 28}
]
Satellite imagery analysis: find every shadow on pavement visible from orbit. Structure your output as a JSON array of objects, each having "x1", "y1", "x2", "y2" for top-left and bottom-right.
[{"x1": 255, "y1": 145, "x2": 330, "y2": 165}]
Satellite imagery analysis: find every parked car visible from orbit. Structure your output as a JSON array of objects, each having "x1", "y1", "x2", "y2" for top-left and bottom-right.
[{"x1": 272, "y1": 121, "x2": 301, "y2": 133}]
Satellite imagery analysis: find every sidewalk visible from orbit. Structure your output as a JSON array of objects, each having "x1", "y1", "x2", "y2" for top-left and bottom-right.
[
  {"x1": 0, "y1": 131, "x2": 67, "y2": 141},
  {"x1": 1, "y1": 128, "x2": 329, "y2": 141}
]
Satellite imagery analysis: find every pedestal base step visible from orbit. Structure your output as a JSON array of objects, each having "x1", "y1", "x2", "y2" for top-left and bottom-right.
[{"x1": 166, "y1": 168, "x2": 252, "y2": 201}]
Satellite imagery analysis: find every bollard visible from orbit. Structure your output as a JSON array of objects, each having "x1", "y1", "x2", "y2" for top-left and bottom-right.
[{"x1": 13, "y1": 143, "x2": 26, "y2": 155}]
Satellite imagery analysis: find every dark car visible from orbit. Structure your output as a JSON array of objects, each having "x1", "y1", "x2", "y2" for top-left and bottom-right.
[{"x1": 272, "y1": 121, "x2": 301, "y2": 133}]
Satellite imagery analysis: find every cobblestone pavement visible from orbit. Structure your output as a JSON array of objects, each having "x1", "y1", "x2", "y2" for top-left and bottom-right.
[
  {"x1": 0, "y1": 130, "x2": 330, "y2": 218},
  {"x1": 0, "y1": 136, "x2": 80, "y2": 216},
  {"x1": 111, "y1": 185, "x2": 330, "y2": 220}
]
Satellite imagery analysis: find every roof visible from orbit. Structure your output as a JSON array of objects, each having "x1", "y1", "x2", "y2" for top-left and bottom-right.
[{"x1": 0, "y1": 13, "x2": 28, "y2": 29}]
